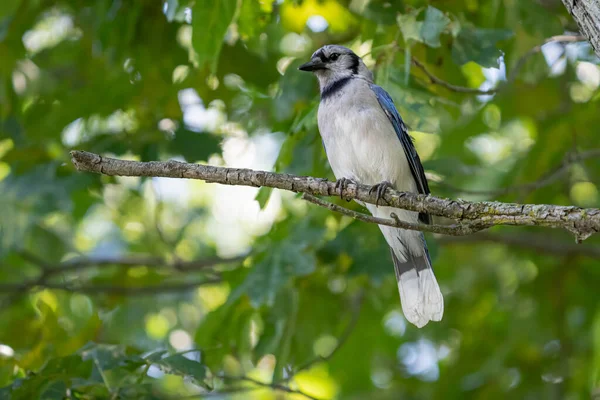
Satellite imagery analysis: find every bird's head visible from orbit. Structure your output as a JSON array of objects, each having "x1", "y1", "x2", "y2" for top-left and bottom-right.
[{"x1": 298, "y1": 45, "x2": 373, "y2": 89}]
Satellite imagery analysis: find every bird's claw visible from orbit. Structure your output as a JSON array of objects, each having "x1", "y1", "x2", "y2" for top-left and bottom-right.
[
  {"x1": 369, "y1": 180, "x2": 393, "y2": 206},
  {"x1": 335, "y1": 177, "x2": 353, "y2": 201}
]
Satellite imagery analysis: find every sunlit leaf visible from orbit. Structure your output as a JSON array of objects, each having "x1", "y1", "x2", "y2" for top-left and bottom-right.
[
  {"x1": 154, "y1": 354, "x2": 209, "y2": 388},
  {"x1": 192, "y1": 0, "x2": 238, "y2": 72}
]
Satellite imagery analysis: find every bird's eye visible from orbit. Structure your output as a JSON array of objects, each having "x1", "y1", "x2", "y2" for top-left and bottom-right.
[{"x1": 329, "y1": 53, "x2": 340, "y2": 61}]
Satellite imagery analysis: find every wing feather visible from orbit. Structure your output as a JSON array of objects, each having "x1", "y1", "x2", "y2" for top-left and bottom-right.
[{"x1": 370, "y1": 84, "x2": 431, "y2": 224}]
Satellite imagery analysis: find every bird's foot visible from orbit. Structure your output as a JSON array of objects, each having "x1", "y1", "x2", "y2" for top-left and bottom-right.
[
  {"x1": 369, "y1": 180, "x2": 393, "y2": 206},
  {"x1": 334, "y1": 177, "x2": 355, "y2": 201}
]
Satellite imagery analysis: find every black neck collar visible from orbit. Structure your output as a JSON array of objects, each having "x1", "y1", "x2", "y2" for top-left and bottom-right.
[{"x1": 321, "y1": 76, "x2": 353, "y2": 100}]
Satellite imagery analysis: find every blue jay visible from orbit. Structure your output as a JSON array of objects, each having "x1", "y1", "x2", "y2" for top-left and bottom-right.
[{"x1": 299, "y1": 45, "x2": 443, "y2": 327}]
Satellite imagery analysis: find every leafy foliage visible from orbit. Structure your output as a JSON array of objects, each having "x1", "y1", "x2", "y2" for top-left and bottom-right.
[{"x1": 0, "y1": 0, "x2": 599, "y2": 399}]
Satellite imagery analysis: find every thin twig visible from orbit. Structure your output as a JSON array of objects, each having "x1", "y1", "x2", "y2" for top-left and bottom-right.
[
  {"x1": 507, "y1": 35, "x2": 586, "y2": 83},
  {"x1": 222, "y1": 375, "x2": 321, "y2": 400},
  {"x1": 53, "y1": 254, "x2": 246, "y2": 274},
  {"x1": 301, "y1": 193, "x2": 491, "y2": 235},
  {"x1": 410, "y1": 56, "x2": 498, "y2": 95},
  {"x1": 0, "y1": 253, "x2": 244, "y2": 300},
  {"x1": 17, "y1": 250, "x2": 51, "y2": 269},
  {"x1": 167, "y1": 387, "x2": 262, "y2": 399},
  {"x1": 0, "y1": 278, "x2": 222, "y2": 295},
  {"x1": 392, "y1": 35, "x2": 586, "y2": 95}
]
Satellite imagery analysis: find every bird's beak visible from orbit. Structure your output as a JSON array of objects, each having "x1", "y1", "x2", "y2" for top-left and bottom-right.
[{"x1": 298, "y1": 59, "x2": 326, "y2": 72}]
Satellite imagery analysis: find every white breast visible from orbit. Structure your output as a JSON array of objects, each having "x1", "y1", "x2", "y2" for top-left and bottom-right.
[{"x1": 317, "y1": 79, "x2": 415, "y2": 192}]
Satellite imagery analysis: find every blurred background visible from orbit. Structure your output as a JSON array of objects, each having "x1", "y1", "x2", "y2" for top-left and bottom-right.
[{"x1": 1, "y1": 0, "x2": 600, "y2": 399}]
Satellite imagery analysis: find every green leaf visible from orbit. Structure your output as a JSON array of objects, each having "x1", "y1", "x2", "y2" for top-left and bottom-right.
[
  {"x1": 228, "y1": 216, "x2": 324, "y2": 307},
  {"x1": 233, "y1": 241, "x2": 316, "y2": 307},
  {"x1": 0, "y1": 164, "x2": 73, "y2": 256},
  {"x1": 268, "y1": 288, "x2": 299, "y2": 381},
  {"x1": 398, "y1": 7, "x2": 450, "y2": 47},
  {"x1": 255, "y1": 187, "x2": 272, "y2": 210},
  {"x1": 10, "y1": 376, "x2": 50, "y2": 400},
  {"x1": 452, "y1": 27, "x2": 514, "y2": 68},
  {"x1": 144, "y1": 350, "x2": 168, "y2": 363},
  {"x1": 194, "y1": 299, "x2": 254, "y2": 370},
  {"x1": 364, "y1": 0, "x2": 405, "y2": 25},
  {"x1": 154, "y1": 355, "x2": 209, "y2": 388},
  {"x1": 39, "y1": 380, "x2": 67, "y2": 400},
  {"x1": 420, "y1": 6, "x2": 450, "y2": 48},
  {"x1": 192, "y1": 0, "x2": 238, "y2": 72},
  {"x1": 237, "y1": 0, "x2": 273, "y2": 41},
  {"x1": 42, "y1": 355, "x2": 93, "y2": 380},
  {"x1": 397, "y1": 10, "x2": 423, "y2": 43},
  {"x1": 80, "y1": 343, "x2": 143, "y2": 372}
]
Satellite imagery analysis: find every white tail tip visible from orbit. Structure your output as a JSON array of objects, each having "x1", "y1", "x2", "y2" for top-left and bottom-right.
[{"x1": 398, "y1": 268, "x2": 444, "y2": 328}]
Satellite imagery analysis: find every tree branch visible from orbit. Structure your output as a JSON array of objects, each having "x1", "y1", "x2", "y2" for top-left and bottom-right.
[
  {"x1": 0, "y1": 253, "x2": 244, "y2": 299},
  {"x1": 0, "y1": 279, "x2": 222, "y2": 295},
  {"x1": 70, "y1": 151, "x2": 600, "y2": 242},
  {"x1": 410, "y1": 56, "x2": 498, "y2": 95},
  {"x1": 51, "y1": 254, "x2": 246, "y2": 274},
  {"x1": 301, "y1": 194, "x2": 490, "y2": 235},
  {"x1": 438, "y1": 232, "x2": 600, "y2": 259},
  {"x1": 562, "y1": 0, "x2": 600, "y2": 58}
]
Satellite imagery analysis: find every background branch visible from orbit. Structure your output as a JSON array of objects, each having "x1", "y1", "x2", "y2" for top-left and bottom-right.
[
  {"x1": 221, "y1": 376, "x2": 320, "y2": 400},
  {"x1": 0, "y1": 279, "x2": 222, "y2": 295},
  {"x1": 50, "y1": 254, "x2": 246, "y2": 274},
  {"x1": 0, "y1": 253, "x2": 244, "y2": 299},
  {"x1": 70, "y1": 151, "x2": 600, "y2": 242},
  {"x1": 439, "y1": 232, "x2": 600, "y2": 259},
  {"x1": 410, "y1": 56, "x2": 498, "y2": 95},
  {"x1": 506, "y1": 34, "x2": 587, "y2": 83},
  {"x1": 397, "y1": 35, "x2": 586, "y2": 95}
]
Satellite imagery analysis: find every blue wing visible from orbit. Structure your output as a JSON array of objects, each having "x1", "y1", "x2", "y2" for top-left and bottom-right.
[{"x1": 370, "y1": 84, "x2": 431, "y2": 225}]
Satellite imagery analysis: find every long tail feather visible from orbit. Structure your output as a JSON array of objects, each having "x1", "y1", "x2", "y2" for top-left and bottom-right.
[
  {"x1": 367, "y1": 204, "x2": 444, "y2": 327},
  {"x1": 391, "y1": 250, "x2": 443, "y2": 328}
]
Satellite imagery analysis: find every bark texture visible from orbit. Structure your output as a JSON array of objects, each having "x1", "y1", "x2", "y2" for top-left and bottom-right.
[
  {"x1": 562, "y1": 0, "x2": 600, "y2": 57},
  {"x1": 71, "y1": 151, "x2": 600, "y2": 242}
]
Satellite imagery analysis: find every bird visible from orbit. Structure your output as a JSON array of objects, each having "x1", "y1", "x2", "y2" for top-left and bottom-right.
[{"x1": 298, "y1": 45, "x2": 443, "y2": 328}]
